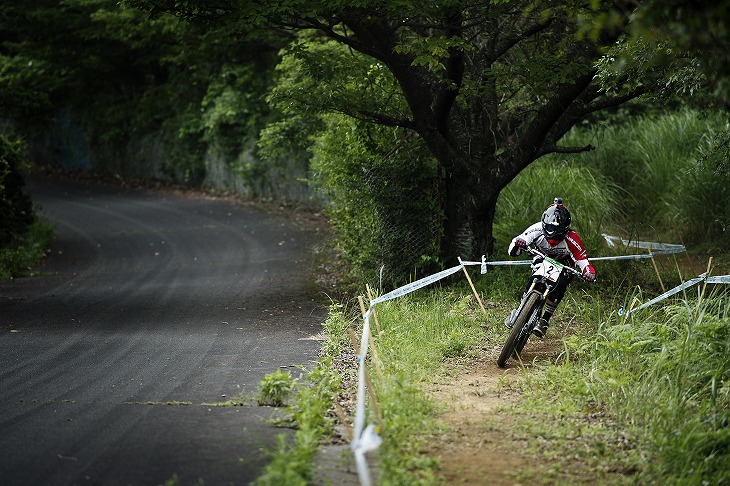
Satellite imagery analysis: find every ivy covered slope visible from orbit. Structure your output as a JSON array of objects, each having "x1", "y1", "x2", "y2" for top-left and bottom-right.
[{"x1": 0, "y1": 136, "x2": 53, "y2": 281}]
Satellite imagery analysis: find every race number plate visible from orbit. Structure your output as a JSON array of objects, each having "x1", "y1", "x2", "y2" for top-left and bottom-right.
[{"x1": 535, "y1": 258, "x2": 563, "y2": 282}]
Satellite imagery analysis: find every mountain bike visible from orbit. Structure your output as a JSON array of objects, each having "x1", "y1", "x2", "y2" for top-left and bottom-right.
[{"x1": 497, "y1": 245, "x2": 586, "y2": 368}]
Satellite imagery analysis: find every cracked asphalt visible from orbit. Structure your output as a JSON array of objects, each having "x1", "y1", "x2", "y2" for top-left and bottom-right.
[{"x1": 0, "y1": 174, "x2": 327, "y2": 486}]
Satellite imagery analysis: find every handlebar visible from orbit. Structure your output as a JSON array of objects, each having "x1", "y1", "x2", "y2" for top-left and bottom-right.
[{"x1": 524, "y1": 245, "x2": 587, "y2": 280}]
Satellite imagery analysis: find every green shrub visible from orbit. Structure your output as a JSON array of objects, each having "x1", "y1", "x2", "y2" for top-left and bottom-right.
[
  {"x1": 0, "y1": 135, "x2": 34, "y2": 248},
  {"x1": 311, "y1": 115, "x2": 439, "y2": 286},
  {"x1": 256, "y1": 369, "x2": 297, "y2": 407},
  {"x1": 0, "y1": 216, "x2": 54, "y2": 282}
]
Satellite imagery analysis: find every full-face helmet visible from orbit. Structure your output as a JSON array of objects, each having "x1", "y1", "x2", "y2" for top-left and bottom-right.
[{"x1": 541, "y1": 198, "x2": 571, "y2": 241}]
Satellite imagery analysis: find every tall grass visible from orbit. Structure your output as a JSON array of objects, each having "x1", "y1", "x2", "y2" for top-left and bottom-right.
[
  {"x1": 562, "y1": 109, "x2": 729, "y2": 243},
  {"x1": 497, "y1": 109, "x2": 729, "y2": 249},
  {"x1": 494, "y1": 159, "x2": 620, "y2": 255},
  {"x1": 519, "y1": 290, "x2": 730, "y2": 485},
  {"x1": 674, "y1": 126, "x2": 730, "y2": 245},
  {"x1": 365, "y1": 286, "x2": 498, "y2": 484}
]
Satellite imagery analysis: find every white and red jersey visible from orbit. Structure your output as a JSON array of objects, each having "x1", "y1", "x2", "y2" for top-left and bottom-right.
[{"x1": 508, "y1": 222, "x2": 595, "y2": 276}]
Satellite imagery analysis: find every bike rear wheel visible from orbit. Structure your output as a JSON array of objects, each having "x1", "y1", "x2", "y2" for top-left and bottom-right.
[{"x1": 497, "y1": 292, "x2": 542, "y2": 368}]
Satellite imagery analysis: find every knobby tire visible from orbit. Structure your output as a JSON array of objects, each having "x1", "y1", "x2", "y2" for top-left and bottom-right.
[{"x1": 497, "y1": 292, "x2": 543, "y2": 368}]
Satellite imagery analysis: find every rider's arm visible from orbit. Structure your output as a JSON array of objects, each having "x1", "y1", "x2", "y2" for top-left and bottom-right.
[
  {"x1": 565, "y1": 231, "x2": 596, "y2": 278},
  {"x1": 508, "y1": 222, "x2": 542, "y2": 256}
]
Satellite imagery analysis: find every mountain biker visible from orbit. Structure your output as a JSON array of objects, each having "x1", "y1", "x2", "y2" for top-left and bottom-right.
[{"x1": 506, "y1": 198, "x2": 596, "y2": 337}]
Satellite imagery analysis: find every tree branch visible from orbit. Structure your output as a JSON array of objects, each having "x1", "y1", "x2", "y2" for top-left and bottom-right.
[
  {"x1": 343, "y1": 109, "x2": 415, "y2": 129},
  {"x1": 538, "y1": 143, "x2": 595, "y2": 157},
  {"x1": 587, "y1": 85, "x2": 652, "y2": 112},
  {"x1": 489, "y1": 15, "x2": 554, "y2": 61}
]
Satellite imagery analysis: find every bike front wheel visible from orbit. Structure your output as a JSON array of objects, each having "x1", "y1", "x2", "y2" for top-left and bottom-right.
[{"x1": 497, "y1": 292, "x2": 542, "y2": 368}]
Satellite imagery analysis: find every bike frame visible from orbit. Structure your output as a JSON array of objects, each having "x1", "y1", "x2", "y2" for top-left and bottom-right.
[{"x1": 497, "y1": 246, "x2": 584, "y2": 368}]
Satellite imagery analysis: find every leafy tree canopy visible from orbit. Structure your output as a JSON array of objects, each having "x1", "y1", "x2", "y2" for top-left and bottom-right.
[
  {"x1": 1, "y1": 0, "x2": 289, "y2": 184},
  {"x1": 592, "y1": 1, "x2": 730, "y2": 109},
  {"x1": 129, "y1": 0, "x2": 651, "y2": 262}
]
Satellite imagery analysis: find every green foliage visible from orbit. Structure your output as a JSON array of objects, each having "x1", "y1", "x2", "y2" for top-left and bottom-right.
[
  {"x1": 375, "y1": 375, "x2": 441, "y2": 486},
  {"x1": 0, "y1": 52, "x2": 54, "y2": 127},
  {"x1": 677, "y1": 127, "x2": 730, "y2": 245},
  {"x1": 373, "y1": 289, "x2": 487, "y2": 375},
  {"x1": 309, "y1": 115, "x2": 380, "y2": 273},
  {"x1": 571, "y1": 109, "x2": 729, "y2": 244},
  {"x1": 252, "y1": 358, "x2": 341, "y2": 485},
  {"x1": 495, "y1": 158, "x2": 620, "y2": 256},
  {"x1": 262, "y1": 35, "x2": 442, "y2": 283},
  {"x1": 251, "y1": 434, "x2": 309, "y2": 486},
  {"x1": 0, "y1": 217, "x2": 55, "y2": 283},
  {"x1": 631, "y1": 1, "x2": 730, "y2": 106},
  {"x1": 597, "y1": 296, "x2": 729, "y2": 484},
  {"x1": 592, "y1": 1, "x2": 730, "y2": 108},
  {"x1": 2, "y1": 1, "x2": 293, "y2": 194},
  {"x1": 309, "y1": 114, "x2": 439, "y2": 285},
  {"x1": 0, "y1": 135, "x2": 35, "y2": 249},
  {"x1": 267, "y1": 35, "x2": 408, "y2": 122},
  {"x1": 256, "y1": 368, "x2": 297, "y2": 407},
  {"x1": 321, "y1": 302, "x2": 351, "y2": 357}
]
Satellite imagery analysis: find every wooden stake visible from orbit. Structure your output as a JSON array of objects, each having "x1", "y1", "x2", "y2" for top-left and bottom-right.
[
  {"x1": 366, "y1": 284, "x2": 382, "y2": 335},
  {"x1": 458, "y1": 256, "x2": 487, "y2": 315},
  {"x1": 364, "y1": 373, "x2": 382, "y2": 425},
  {"x1": 648, "y1": 247, "x2": 666, "y2": 293},
  {"x1": 348, "y1": 327, "x2": 360, "y2": 355},
  {"x1": 677, "y1": 232, "x2": 695, "y2": 274},
  {"x1": 701, "y1": 256, "x2": 713, "y2": 298},
  {"x1": 333, "y1": 401, "x2": 352, "y2": 441}
]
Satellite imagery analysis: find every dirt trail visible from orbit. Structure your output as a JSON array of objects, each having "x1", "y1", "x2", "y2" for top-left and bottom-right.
[{"x1": 426, "y1": 340, "x2": 562, "y2": 485}]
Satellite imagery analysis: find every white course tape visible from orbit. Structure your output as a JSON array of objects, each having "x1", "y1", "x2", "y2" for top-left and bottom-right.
[
  {"x1": 371, "y1": 264, "x2": 464, "y2": 305},
  {"x1": 469, "y1": 234, "x2": 687, "y2": 273},
  {"x1": 352, "y1": 424, "x2": 381, "y2": 486},
  {"x1": 619, "y1": 273, "x2": 730, "y2": 315},
  {"x1": 352, "y1": 265, "x2": 466, "y2": 486},
  {"x1": 351, "y1": 263, "x2": 471, "y2": 485},
  {"x1": 619, "y1": 273, "x2": 707, "y2": 315},
  {"x1": 601, "y1": 233, "x2": 686, "y2": 255},
  {"x1": 351, "y1": 307, "x2": 378, "y2": 486}
]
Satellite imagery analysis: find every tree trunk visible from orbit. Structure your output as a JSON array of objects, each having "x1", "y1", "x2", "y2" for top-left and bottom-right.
[{"x1": 441, "y1": 158, "x2": 501, "y2": 263}]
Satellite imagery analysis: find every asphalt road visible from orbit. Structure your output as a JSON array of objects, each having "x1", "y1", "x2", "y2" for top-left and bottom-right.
[{"x1": 0, "y1": 175, "x2": 327, "y2": 486}]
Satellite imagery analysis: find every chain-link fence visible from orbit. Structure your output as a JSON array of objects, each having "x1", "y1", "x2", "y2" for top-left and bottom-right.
[{"x1": 360, "y1": 149, "x2": 442, "y2": 287}]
